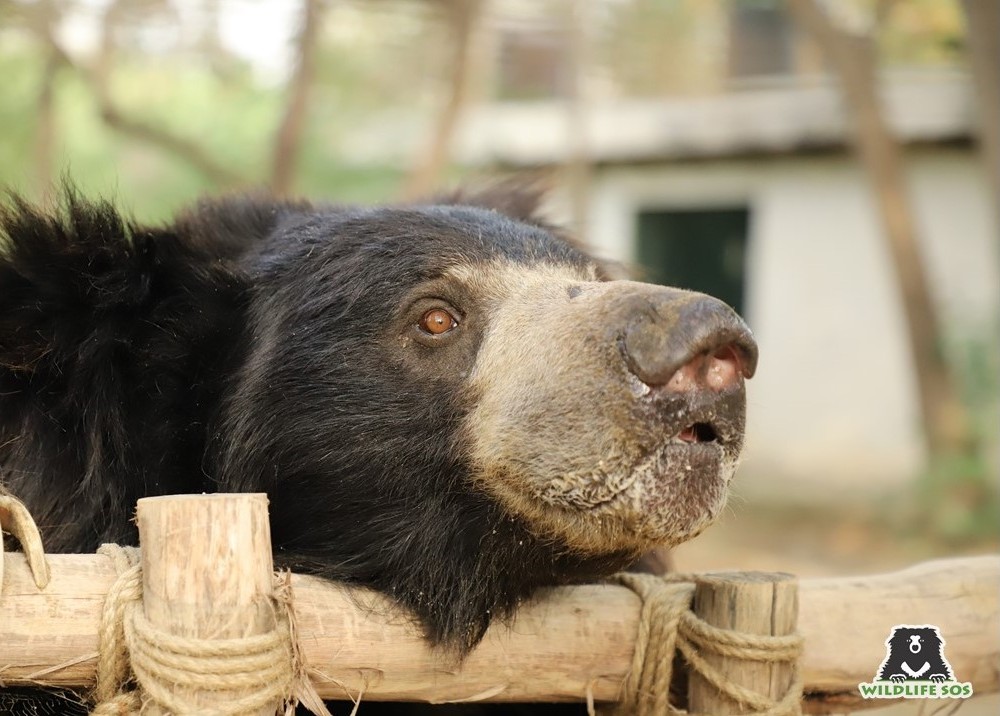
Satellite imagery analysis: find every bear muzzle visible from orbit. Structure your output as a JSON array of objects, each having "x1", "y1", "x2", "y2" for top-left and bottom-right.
[{"x1": 463, "y1": 269, "x2": 759, "y2": 554}]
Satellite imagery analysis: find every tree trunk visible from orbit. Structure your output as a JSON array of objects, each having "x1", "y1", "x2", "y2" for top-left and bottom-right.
[
  {"x1": 270, "y1": 0, "x2": 323, "y2": 196},
  {"x1": 34, "y1": 52, "x2": 59, "y2": 205},
  {"x1": 960, "y1": 0, "x2": 1000, "y2": 218},
  {"x1": 83, "y1": 0, "x2": 238, "y2": 186},
  {"x1": 32, "y1": 0, "x2": 61, "y2": 206},
  {"x1": 402, "y1": 0, "x2": 480, "y2": 200},
  {"x1": 563, "y1": 0, "x2": 592, "y2": 244},
  {"x1": 787, "y1": 0, "x2": 974, "y2": 457}
]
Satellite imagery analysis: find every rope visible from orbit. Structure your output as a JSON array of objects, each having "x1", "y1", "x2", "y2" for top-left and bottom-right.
[
  {"x1": 90, "y1": 544, "x2": 331, "y2": 716},
  {"x1": 92, "y1": 545, "x2": 143, "y2": 715},
  {"x1": 605, "y1": 573, "x2": 804, "y2": 716}
]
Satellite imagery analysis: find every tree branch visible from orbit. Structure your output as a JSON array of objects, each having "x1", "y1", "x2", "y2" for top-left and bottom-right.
[
  {"x1": 94, "y1": 103, "x2": 239, "y2": 185},
  {"x1": 563, "y1": 0, "x2": 593, "y2": 244},
  {"x1": 402, "y1": 0, "x2": 482, "y2": 200},
  {"x1": 270, "y1": 0, "x2": 324, "y2": 196},
  {"x1": 30, "y1": 0, "x2": 63, "y2": 205},
  {"x1": 960, "y1": 0, "x2": 1000, "y2": 212},
  {"x1": 85, "y1": 0, "x2": 238, "y2": 186}
]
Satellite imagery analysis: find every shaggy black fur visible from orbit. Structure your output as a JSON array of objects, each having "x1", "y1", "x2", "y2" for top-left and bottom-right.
[
  {"x1": 876, "y1": 626, "x2": 954, "y2": 683},
  {"x1": 0, "y1": 189, "x2": 635, "y2": 661}
]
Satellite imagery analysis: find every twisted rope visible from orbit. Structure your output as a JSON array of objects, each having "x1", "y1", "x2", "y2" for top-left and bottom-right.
[
  {"x1": 90, "y1": 544, "x2": 330, "y2": 716},
  {"x1": 91, "y1": 545, "x2": 143, "y2": 715},
  {"x1": 607, "y1": 573, "x2": 803, "y2": 716}
]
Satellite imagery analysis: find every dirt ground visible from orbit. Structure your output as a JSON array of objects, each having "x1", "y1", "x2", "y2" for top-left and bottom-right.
[
  {"x1": 671, "y1": 483, "x2": 999, "y2": 716},
  {"x1": 672, "y1": 488, "x2": 998, "y2": 577}
]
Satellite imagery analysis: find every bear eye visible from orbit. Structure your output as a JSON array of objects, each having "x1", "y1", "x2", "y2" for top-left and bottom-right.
[{"x1": 419, "y1": 308, "x2": 458, "y2": 335}]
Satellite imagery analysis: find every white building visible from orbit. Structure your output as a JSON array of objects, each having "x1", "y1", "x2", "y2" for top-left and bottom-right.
[{"x1": 353, "y1": 71, "x2": 999, "y2": 493}]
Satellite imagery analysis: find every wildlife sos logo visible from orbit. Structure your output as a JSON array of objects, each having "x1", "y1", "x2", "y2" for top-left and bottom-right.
[{"x1": 858, "y1": 625, "x2": 973, "y2": 699}]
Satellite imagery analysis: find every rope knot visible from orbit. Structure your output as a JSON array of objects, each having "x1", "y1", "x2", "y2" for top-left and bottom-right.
[
  {"x1": 91, "y1": 544, "x2": 329, "y2": 716},
  {"x1": 609, "y1": 572, "x2": 803, "y2": 716}
]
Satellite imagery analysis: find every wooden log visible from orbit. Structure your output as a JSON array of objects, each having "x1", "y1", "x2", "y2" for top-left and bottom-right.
[
  {"x1": 135, "y1": 494, "x2": 281, "y2": 715},
  {"x1": 797, "y1": 555, "x2": 1000, "y2": 712},
  {"x1": 1, "y1": 551, "x2": 996, "y2": 712},
  {"x1": 688, "y1": 572, "x2": 798, "y2": 714}
]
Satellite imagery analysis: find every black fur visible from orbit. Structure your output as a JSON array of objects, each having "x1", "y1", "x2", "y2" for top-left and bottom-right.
[
  {"x1": 0, "y1": 191, "x2": 253, "y2": 548},
  {"x1": 1, "y1": 189, "x2": 632, "y2": 660}
]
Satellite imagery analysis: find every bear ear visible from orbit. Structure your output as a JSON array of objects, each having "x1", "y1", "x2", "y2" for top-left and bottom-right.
[
  {"x1": 435, "y1": 176, "x2": 551, "y2": 225},
  {"x1": 173, "y1": 193, "x2": 314, "y2": 261},
  {"x1": 438, "y1": 176, "x2": 631, "y2": 280}
]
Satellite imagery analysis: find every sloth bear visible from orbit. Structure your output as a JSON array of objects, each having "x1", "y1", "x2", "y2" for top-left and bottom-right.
[
  {"x1": 0, "y1": 186, "x2": 756, "y2": 712},
  {"x1": 876, "y1": 625, "x2": 954, "y2": 683}
]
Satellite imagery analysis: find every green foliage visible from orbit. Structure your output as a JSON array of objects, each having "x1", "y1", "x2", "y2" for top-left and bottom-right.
[
  {"x1": 0, "y1": 38, "x2": 405, "y2": 223},
  {"x1": 0, "y1": 45, "x2": 49, "y2": 194},
  {"x1": 0, "y1": 0, "x2": 971, "y2": 220},
  {"x1": 599, "y1": 0, "x2": 721, "y2": 97},
  {"x1": 952, "y1": 330, "x2": 1000, "y2": 419},
  {"x1": 879, "y1": 0, "x2": 966, "y2": 66},
  {"x1": 908, "y1": 451, "x2": 1000, "y2": 545},
  {"x1": 899, "y1": 328, "x2": 1000, "y2": 545}
]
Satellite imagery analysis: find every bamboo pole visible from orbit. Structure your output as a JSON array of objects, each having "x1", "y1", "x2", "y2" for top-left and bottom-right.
[
  {"x1": 1, "y1": 547, "x2": 996, "y2": 712},
  {"x1": 688, "y1": 572, "x2": 798, "y2": 714}
]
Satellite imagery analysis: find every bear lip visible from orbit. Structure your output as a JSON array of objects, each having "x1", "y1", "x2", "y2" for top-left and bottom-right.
[
  {"x1": 592, "y1": 436, "x2": 728, "y2": 509},
  {"x1": 547, "y1": 437, "x2": 724, "y2": 513}
]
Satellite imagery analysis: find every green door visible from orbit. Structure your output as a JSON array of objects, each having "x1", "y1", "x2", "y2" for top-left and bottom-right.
[{"x1": 635, "y1": 207, "x2": 749, "y2": 318}]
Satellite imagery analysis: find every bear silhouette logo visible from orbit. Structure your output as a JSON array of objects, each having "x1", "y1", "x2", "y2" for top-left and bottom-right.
[
  {"x1": 876, "y1": 625, "x2": 953, "y2": 682},
  {"x1": 858, "y1": 624, "x2": 973, "y2": 699}
]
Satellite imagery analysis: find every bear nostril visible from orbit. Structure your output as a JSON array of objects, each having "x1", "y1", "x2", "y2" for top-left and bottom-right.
[
  {"x1": 661, "y1": 342, "x2": 747, "y2": 394},
  {"x1": 704, "y1": 345, "x2": 744, "y2": 391}
]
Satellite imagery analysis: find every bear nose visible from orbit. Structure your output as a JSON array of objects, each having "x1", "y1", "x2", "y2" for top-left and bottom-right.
[{"x1": 623, "y1": 292, "x2": 758, "y2": 391}]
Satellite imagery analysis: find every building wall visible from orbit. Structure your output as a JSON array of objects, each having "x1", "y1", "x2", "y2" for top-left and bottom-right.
[{"x1": 570, "y1": 149, "x2": 998, "y2": 492}]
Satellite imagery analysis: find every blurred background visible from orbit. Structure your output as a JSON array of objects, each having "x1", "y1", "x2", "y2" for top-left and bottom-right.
[{"x1": 0, "y1": 0, "x2": 997, "y2": 652}]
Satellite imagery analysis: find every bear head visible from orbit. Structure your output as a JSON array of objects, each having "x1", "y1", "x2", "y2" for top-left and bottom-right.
[{"x1": 0, "y1": 188, "x2": 757, "y2": 651}]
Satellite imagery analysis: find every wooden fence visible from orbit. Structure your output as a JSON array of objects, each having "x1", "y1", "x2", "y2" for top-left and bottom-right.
[{"x1": 1, "y1": 493, "x2": 997, "y2": 714}]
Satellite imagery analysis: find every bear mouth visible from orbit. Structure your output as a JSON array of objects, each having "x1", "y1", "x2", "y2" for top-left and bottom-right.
[
  {"x1": 657, "y1": 385, "x2": 745, "y2": 449},
  {"x1": 650, "y1": 433, "x2": 727, "y2": 481},
  {"x1": 675, "y1": 422, "x2": 719, "y2": 444},
  {"x1": 628, "y1": 407, "x2": 742, "y2": 505},
  {"x1": 502, "y1": 405, "x2": 742, "y2": 553},
  {"x1": 635, "y1": 437, "x2": 732, "y2": 525}
]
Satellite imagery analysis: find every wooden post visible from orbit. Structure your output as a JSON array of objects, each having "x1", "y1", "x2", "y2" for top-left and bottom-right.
[
  {"x1": 688, "y1": 572, "x2": 799, "y2": 715},
  {"x1": 136, "y1": 493, "x2": 279, "y2": 715}
]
